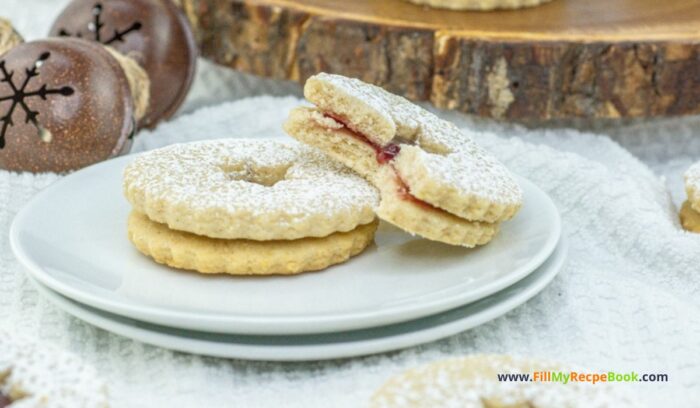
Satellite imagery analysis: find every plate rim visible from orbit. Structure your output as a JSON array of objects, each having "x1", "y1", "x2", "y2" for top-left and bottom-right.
[
  {"x1": 10, "y1": 154, "x2": 561, "y2": 335},
  {"x1": 29, "y1": 237, "x2": 567, "y2": 361}
]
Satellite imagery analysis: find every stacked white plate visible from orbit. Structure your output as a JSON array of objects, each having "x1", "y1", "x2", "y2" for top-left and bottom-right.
[{"x1": 10, "y1": 151, "x2": 565, "y2": 362}]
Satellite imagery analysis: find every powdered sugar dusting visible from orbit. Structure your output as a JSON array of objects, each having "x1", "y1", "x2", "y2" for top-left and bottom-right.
[
  {"x1": 372, "y1": 355, "x2": 641, "y2": 408},
  {"x1": 124, "y1": 139, "x2": 378, "y2": 222},
  {"x1": 310, "y1": 73, "x2": 522, "y2": 207},
  {"x1": 415, "y1": 137, "x2": 524, "y2": 207},
  {"x1": 0, "y1": 329, "x2": 108, "y2": 407}
]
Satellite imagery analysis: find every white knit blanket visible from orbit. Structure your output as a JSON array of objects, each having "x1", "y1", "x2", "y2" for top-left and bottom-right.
[{"x1": 2, "y1": 1, "x2": 700, "y2": 406}]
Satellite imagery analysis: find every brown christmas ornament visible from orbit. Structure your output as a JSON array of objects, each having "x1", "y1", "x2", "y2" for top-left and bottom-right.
[
  {"x1": 0, "y1": 38, "x2": 135, "y2": 173},
  {"x1": 49, "y1": 0, "x2": 197, "y2": 128}
]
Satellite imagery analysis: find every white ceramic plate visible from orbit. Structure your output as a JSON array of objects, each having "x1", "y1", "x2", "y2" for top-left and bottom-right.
[
  {"x1": 30, "y1": 237, "x2": 567, "y2": 361},
  {"x1": 11, "y1": 150, "x2": 560, "y2": 335}
]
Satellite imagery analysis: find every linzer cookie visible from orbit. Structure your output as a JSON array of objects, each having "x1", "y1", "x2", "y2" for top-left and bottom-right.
[
  {"x1": 0, "y1": 38, "x2": 139, "y2": 173},
  {"x1": 371, "y1": 355, "x2": 639, "y2": 407},
  {"x1": 124, "y1": 139, "x2": 378, "y2": 240},
  {"x1": 50, "y1": 0, "x2": 197, "y2": 128},
  {"x1": 284, "y1": 73, "x2": 522, "y2": 247},
  {"x1": 0, "y1": 328, "x2": 109, "y2": 407},
  {"x1": 402, "y1": 0, "x2": 554, "y2": 10},
  {"x1": 123, "y1": 139, "x2": 379, "y2": 275},
  {"x1": 681, "y1": 161, "x2": 700, "y2": 232}
]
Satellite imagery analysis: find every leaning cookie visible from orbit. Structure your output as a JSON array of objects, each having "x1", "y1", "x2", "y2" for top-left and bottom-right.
[
  {"x1": 0, "y1": 328, "x2": 109, "y2": 407},
  {"x1": 284, "y1": 73, "x2": 522, "y2": 247},
  {"x1": 402, "y1": 0, "x2": 554, "y2": 10},
  {"x1": 371, "y1": 354, "x2": 640, "y2": 407}
]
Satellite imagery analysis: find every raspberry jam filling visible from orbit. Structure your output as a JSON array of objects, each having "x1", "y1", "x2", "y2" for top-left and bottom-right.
[
  {"x1": 323, "y1": 113, "x2": 400, "y2": 164},
  {"x1": 393, "y1": 171, "x2": 440, "y2": 211},
  {"x1": 322, "y1": 113, "x2": 439, "y2": 211}
]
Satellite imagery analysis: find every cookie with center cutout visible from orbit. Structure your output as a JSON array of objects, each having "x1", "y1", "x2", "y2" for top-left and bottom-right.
[
  {"x1": 371, "y1": 354, "x2": 640, "y2": 407},
  {"x1": 123, "y1": 139, "x2": 380, "y2": 275},
  {"x1": 284, "y1": 73, "x2": 522, "y2": 247}
]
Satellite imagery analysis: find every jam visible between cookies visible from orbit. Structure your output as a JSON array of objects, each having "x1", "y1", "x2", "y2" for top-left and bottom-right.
[
  {"x1": 323, "y1": 113, "x2": 400, "y2": 164},
  {"x1": 322, "y1": 113, "x2": 442, "y2": 212},
  {"x1": 393, "y1": 170, "x2": 442, "y2": 211}
]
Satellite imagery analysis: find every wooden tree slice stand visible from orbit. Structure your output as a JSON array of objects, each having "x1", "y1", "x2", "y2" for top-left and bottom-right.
[{"x1": 179, "y1": 0, "x2": 700, "y2": 120}]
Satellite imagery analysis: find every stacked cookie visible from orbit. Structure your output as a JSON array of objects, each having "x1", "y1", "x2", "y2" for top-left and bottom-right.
[
  {"x1": 680, "y1": 162, "x2": 700, "y2": 232},
  {"x1": 123, "y1": 139, "x2": 379, "y2": 275},
  {"x1": 284, "y1": 73, "x2": 522, "y2": 248}
]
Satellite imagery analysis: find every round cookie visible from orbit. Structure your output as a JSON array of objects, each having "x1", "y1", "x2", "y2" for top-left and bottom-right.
[
  {"x1": 0, "y1": 328, "x2": 109, "y2": 407},
  {"x1": 123, "y1": 139, "x2": 379, "y2": 241},
  {"x1": 284, "y1": 73, "x2": 521, "y2": 247},
  {"x1": 50, "y1": 0, "x2": 197, "y2": 128},
  {"x1": 371, "y1": 354, "x2": 639, "y2": 407},
  {"x1": 0, "y1": 38, "x2": 136, "y2": 173},
  {"x1": 402, "y1": 0, "x2": 554, "y2": 10},
  {"x1": 128, "y1": 211, "x2": 378, "y2": 275}
]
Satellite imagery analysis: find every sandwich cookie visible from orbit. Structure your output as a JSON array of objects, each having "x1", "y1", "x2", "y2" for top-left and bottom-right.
[
  {"x1": 123, "y1": 139, "x2": 379, "y2": 275},
  {"x1": 284, "y1": 73, "x2": 522, "y2": 247}
]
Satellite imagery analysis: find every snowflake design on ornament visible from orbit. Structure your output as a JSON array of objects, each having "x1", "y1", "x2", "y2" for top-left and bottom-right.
[
  {"x1": 0, "y1": 52, "x2": 75, "y2": 148},
  {"x1": 57, "y1": 3, "x2": 142, "y2": 45}
]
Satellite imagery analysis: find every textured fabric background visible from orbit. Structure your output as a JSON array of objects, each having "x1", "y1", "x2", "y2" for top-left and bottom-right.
[{"x1": 2, "y1": 1, "x2": 700, "y2": 406}]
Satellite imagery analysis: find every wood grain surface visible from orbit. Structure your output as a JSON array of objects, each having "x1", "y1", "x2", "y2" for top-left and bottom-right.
[{"x1": 179, "y1": 0, "x2": 700, "y2": 120}]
